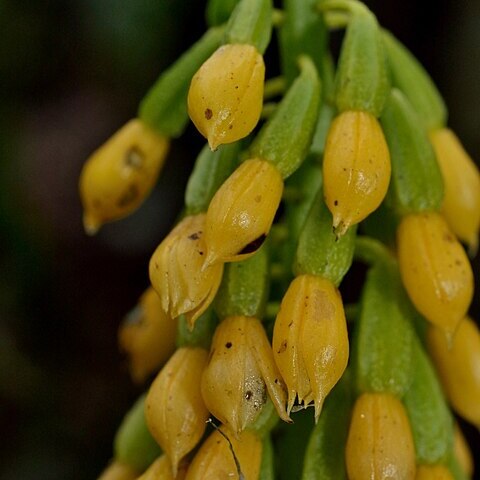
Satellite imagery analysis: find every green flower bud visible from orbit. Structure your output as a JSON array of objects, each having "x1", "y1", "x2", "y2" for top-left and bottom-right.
[
  {"x1": 295, "y1": 189, "x2": 356, "y2": 286},
  {"x1": 226, "y1": 0, "x2": 273, "y2": 54},
  {"x1": 381, "y1": 89, "x2": 444, "y2": 215},
  {"x1": 114, "y1": 395, "x2": 162, "y2": 473},
  {"x1": 214, "y1": 245, "x2": 269, "y2": 319},
  {"x1": 139, "y1": 26, "x2": 224, "y2": 137},
  {"x1": 185, "y1": 142, "x2": 240, "y2": 215},
  {"x1": 403, "y1": 339, "x2": 454, "y2": 465},
  {"x1": 250, "y1": 56, "x2": 321, "y2": 178},
  {"x1": 382, "y1": 29, "x2": 447, "y2": 130},
  {"x1": 353, "y1": 251, "x2": 415, "y2": 397}
]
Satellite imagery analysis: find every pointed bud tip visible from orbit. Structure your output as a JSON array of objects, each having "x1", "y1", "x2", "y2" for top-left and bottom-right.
[{"x1": 83, "y1": 213, "x2": 101, "y2": 235}]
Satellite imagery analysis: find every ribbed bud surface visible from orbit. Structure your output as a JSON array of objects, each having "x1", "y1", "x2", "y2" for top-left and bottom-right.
[
  {"x1": 201, "y1": 315, "x2": 290, "y2": 434},
  {"x1": 323, "y1": 110, "x2": 391, "y2": 236},
  {"x1": 345, "y1": 393, "x2": 416, "y2": 480},
  {"x1": 80, "y1": 118, "x2": 169, "y2": 234},
  {"x1": 397, "y1": 212, "x2": 473, "y2": 340},
  {"x1": 145, "y1": 348, "x2": 209, "y2": 476},
  {"x1": 118, "y1": 287, "x2": 176, "y2": 383},
  {"x1": 204, "y1": 158, "x2": 283, "y2": 265},
  {"x1": 427, "y1": 318, "x2": 480, "y2": 428},
  {"x1": 188, "y1": 44, "x2": 265, "y2": 150},
  {"x1": 149, "y1": 214, "x2": 224, "y2": 328},
  {"x1": 272, "y1": 274, "x2": 349, "y2": 420}
]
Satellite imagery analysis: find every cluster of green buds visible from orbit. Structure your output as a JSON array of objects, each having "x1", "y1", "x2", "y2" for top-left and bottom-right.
[{"x1": 81, "y1": 0, "x2": 479, "y2": 478}]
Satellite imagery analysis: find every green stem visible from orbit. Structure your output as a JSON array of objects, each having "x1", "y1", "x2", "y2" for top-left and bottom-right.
[
  {"x1": 264, "y1": 76, "x2": 286, "y2": 100},
  {"x1": 272, "y1": 8, "x2": 285, "y2": 27},
  {"x1": 354, "y1": 236, "x2": 394, "y2": 267},
  {"x1": 344, "y1": 303, "x2": 359, "y2": 322},
  {"x1": 261, "y1": 102, "x2": 278, "y2": 119}
]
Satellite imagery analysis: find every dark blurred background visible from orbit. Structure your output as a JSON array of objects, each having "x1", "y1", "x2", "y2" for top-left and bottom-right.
[{"x1": 0, "y1": 1, "x2": 478, "y2": 479}]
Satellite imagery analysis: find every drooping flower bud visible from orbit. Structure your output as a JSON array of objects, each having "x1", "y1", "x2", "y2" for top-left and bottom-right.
[
  {"x1": 185, "y1": 427, "x2": 262, "y2": 480},
  {"x1": 201, "y1": 316, "x2": 290, "y2": 434},
  {"x1": 272, "y1": 274, "x2": 349, "y2": 421},
  {"x1": 149, "y1": 214, "x2": 224, "y2": 328},
  {"x1": 79, "y1": 118, "x2": 169, "y2": 235},
  {"x1": 98, "y1": 461, "x2": 137, "y2": 480},
  {"x1": 427, "y1": 318, "x2": 480, "y2": 429},
  {"x1": 323, "y1": 110, "x2": 391, "y2": 236},
  {"x1": 453, "y1": 423, "x2": 474, "y2": 478},
  {"x1": 204, "y1": 158, "x2": 283, "y2": 265},
  {"x1": 345, "y1": 393, "x2": 416, "y2": 480},
  {"x1": 429, "y1": 128, "x2": 480, "y2": 254},
  {"x1": 118, "y1": 287, "x2": 177, "y2": 383},
  {"x1": 415, "y1": 464, "x2": 454, "y2": 480},
  {"x1": 187, "y1": 44, "x2": 265, "y2": 150},
  {"x1": 397, "y1": 212, "x2": 473, "y2": 340},
  {"x1": 145, "y1": 347, "x2": 209, "y2": 476},
  {"x1": 136, "y1": 455, "x2": 187, "y2": 480}
]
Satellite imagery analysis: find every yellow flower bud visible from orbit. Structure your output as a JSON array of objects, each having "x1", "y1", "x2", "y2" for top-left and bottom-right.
[
  {"x1": 79, "y1": 118, "x2": 169, "y2": 234},
  {"x1": 204, "y1": 158, "x2": 283, "y2": 265},
  {"x1": 427, "y1": 318, "x2": 480, "y2": 428},
  {"x1": 136, "y1": 455, "x2": 187, "y2": 480},
  {"x1": 272, "y1": 275, "x2": 349, "y2": 421},
  {"x1": 453, "y1": 423, "x2": 474, "y2": 478},
  {"x1": 201, "y1": 316, "x2": 290, "y2": 434},
  {"x1": 187, "y1": 44, "x2": 265, "y2": 150},
  {"x1": 323, "y1": 110, "x2": 391, "y2": 236},
  {"x1": 185, "y1": 427, "x2": 262, "y2": 480},
  {"x1": 118, "y1": 287, "x2": 177, "y2": 384},
  {"x1": 415, "y1": 464, "x2": 454, "y2": 480},
  {"x1": 345, "y1": 393, "x2": 416, "y2": 480},
  {"x1": 429, "y1": 128, "x2": 480, "y2": 254},
  {"x1": 149, "y1": 214, "x2": 224, "y2": 328},
  {"x1": 145, "y1": 347, "x2": 209, "y2": 476},
  {"x1": 98, "y1": 461, "x2": 137, "y2": 480},
  {"x1": 397, "y1": 212, "x2": 474, "y2": 340}
]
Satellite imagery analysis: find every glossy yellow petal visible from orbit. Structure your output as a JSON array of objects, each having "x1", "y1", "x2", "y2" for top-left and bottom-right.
[
  {"x1": 185, "y1": 427, "x2": 262, "y2": 480},
  {"x1": 136, "y1": 455, "x2": 187, "y2": 480},
  {"x1": 79, "y1": 118, "x2": 169, "y2": 234},
  {"x1": 149, "y1": 214, "x2": 224, "y2": 328},
  {"x1": 415, "y1": 464, "x2": 454, "y2": 480},
  {"x1": 118, "y1": 287, "x2": 177, "y2": 383},
  {"x1": 188, "y1": 44, "x2": 265, "y2": 150},
  {"x1": 345, "y1": 393, "x2": 416, "y2": 480},
  {"x1": 427, "y1": 318, "x2": 480, "y2": 428},
  {"x1": 145, "y1": 348, "x2": 209, "y2": 476},
  {"x1": 397, "y1": 212, "x2": 474, "y2": 340},
  {"x1": 201, "y1": 316, "x2": 289, "y2": 434},
  {"x1": 98, "y1": 461, "x2": 137, "y2": 480},
  {"x1": 273, "y1": 275, "x2": 349, "y2": 420},
  {"x1": 323, "y1": 110, "x2": 391, "y2": 236},
  {"x1": 430, "y1": 128, "x2": 480, "y2": 253},
  {"x1": 204, "y1": 158, "x2": 283, "y2": 265}
]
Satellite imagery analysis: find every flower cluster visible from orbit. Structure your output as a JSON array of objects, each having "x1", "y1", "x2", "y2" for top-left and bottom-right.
[{"x1": 83, "y1": 0, "x2": 478, "y2": 479}]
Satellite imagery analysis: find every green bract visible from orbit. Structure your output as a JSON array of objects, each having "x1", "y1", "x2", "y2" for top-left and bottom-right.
[
  {"x1": 226, "y1": 0, "x2": 273, "y2": 54},
  {"x1": 206, "y1": 0, "x2": 239, "y2": 26},
  {"x1": 295, "y1": 189, "x2": 356, "y2": 286},
  {"x1": 279, "y1": 0, "x2": 328, "y2": 88},
  {"x1": 113, "y1": 394, "x2": 162, "y2": 472},
  {"x1": 353, "y1": 251, "x2": 415, "y2": 397},
  {"x1": 139, "y1": 26, "x2": 224, "y2": 137},
  {"x1": 381, "y1": 88, "x2": 444, "y2": 215},
  {"x1": 383, "y1": 29, "x2": 447, "y2": 131},
  {"x1": 403, "y1": 339, "x2": 454, "y2": 464},
  {"x1": 176, "y1": 308, "x2": 217, "y2": 349},
  {"x1": 302, "y1": 374, "x2": 352, "y2": 480},
  {"x1": 214, "y1": 245, "x2": 269, "y2": 319},
  {"x1": 250, "y1": 56, "x2": 321, "y2": 178},
  {"x1": 322, "y1": 0, "x2": 388, "y2": 116},
  {"x1": 185, "y1": 142, "x2": 240, "y2": 215}
]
